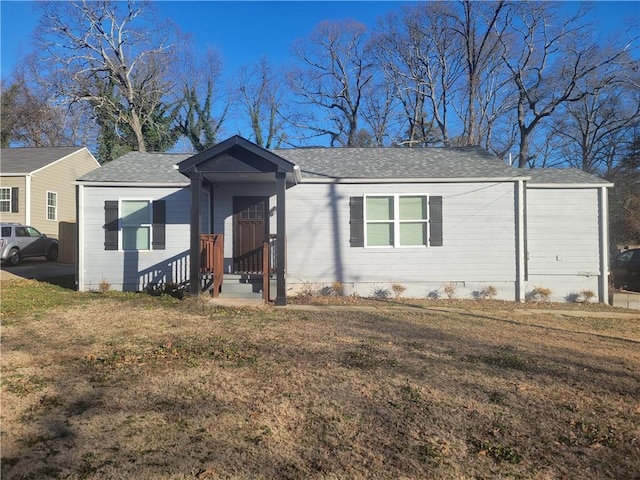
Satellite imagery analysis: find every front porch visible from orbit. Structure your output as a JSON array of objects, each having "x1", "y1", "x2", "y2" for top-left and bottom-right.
[
  {"x1": 178, "y1": 136, "x2": 298, "y2": 305},
  {"x1": 199, "y1": 233, "x2": 279, "y2": 302}
]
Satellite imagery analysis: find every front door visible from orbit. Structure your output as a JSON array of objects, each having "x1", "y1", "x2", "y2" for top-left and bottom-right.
[{"x1": 233, "y1": 196, "x2": 268, "y2": 273}]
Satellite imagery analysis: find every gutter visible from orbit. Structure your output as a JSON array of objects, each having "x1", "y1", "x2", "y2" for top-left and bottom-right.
[
  {"x1": 75, "y1": 181, "x2": 191, "y2": 188},
  {"x1": 527, "y1": 183, "x2": 614, "y2": 189},
  {"x1": 299, "y1": 176, "x2": 531, "y2": 184}
]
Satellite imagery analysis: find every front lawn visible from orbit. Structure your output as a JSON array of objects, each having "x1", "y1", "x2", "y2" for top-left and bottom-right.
[{"x1": 1, "y1": 279, "x2": 639, "y2": 479}]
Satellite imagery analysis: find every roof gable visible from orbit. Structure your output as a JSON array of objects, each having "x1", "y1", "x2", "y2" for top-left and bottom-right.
[{"x1": 178, "y1": 135, "x2": 295, "y2": 175}]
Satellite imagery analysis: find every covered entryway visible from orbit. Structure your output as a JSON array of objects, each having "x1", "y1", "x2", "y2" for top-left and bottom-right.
[{"x1": 177, "y1": 136, "x2": 298, "y2": 305}]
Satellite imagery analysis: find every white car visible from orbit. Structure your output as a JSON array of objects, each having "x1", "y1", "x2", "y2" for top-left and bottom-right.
[{"x1": 0, "y1": 223, "x2": 59, "y2": 266}]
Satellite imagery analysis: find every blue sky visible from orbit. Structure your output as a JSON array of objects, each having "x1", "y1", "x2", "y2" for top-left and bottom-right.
[{"x1": 1, "y1": 1, "x2": 638, "y2": 79}]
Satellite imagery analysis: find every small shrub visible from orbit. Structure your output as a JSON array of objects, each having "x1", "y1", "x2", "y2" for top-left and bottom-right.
[
  {"x1": 443, "y1": 283, "x2": 456, "y2": 299},
  {"x1": 581, "y1": 289, "x2": 596, "y2": 303},
  {"x1": 332, "y1": 281, "x2": 345, "y2": 296},
  {"x1": 472, "y1": 286, "x2": 498, "y2": 300},
  {"x1": 527, "y1": 286, "x2": 552, "y2": 302},
  {"x1": 391, "y1": 283, "x2": 406, "y2": 300},
  {"x1": 98, "y1": 279, "x2": 111, "y2": 293}
]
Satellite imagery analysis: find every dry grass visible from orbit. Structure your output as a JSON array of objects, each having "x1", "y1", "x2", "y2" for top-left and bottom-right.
[{"x1": 2, "y1": 280, "x2": 640, "y2": 479}]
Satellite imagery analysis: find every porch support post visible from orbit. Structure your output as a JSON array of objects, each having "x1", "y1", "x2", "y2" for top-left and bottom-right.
[
  {"x1": 189, "y1": 171, "x2": 203, "y2": 296},
  {"x1": 275, "y1": 171, "x2": 287, "y2": 305}
]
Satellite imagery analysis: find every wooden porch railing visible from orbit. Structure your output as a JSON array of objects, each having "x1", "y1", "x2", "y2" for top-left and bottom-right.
[
  {"x1": 262, "y1": 234, "x2": 277, "y2": 301},
  {"x1": 200, "y1": 234, "x2": 224, "y2": 297}
]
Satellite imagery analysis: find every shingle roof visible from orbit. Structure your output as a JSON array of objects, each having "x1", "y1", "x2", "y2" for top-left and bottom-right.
[
  {"x1": 1, "y1": 146, "x2": 86, "y2": 174},
  {"x1": 273, "y1": 145, "x2": 520, "y2": 179},
  {"x1": 523, "y1": 168, "x2": 611, "y2": 185},
  {"x1": 76, "y1": 145, "x2": 610, "y2": 186},
  {"x1": 78, "y1": 151, "x2": 191, "y2": 183}
]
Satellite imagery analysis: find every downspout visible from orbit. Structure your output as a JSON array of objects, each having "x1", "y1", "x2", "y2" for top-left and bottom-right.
[
  {"x1": 515, "y1": 179, "x2": 525, "y2": 302},
  {"x1": 599, "y1": 186, "x2": 610, "y2": 304},
  {"x1": 25, "y1": 174, "x2": 31, "y2": 224},
  {"x1": 77, "y1": 184, "x2": 84, "y2": 291}
]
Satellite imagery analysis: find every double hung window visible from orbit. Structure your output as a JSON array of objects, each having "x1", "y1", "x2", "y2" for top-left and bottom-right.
[
  {"x1": 0, "y1": 187, "x2": 11, "y2": 213},
  {"x1": 121, "y1": 200, "x2": 152, "y2": 251},
  {"x1": 364, "y1": 195, "x2": 432, "y2": 247},
  {"x1": 46, "y1": 192, "x2": 57, "y2": 220}
]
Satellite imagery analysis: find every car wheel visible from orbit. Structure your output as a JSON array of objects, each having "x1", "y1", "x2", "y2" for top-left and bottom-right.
[
  {"x1": 5, "y1": 247, "x2": 21, "y2": 267},
  {"x1": 46, "y1": 244, "x2": 59, "y2": 262}
]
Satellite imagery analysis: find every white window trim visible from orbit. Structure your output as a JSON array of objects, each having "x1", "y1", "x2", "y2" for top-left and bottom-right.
[
  {"x1": 46, "y1": 191, "x2": 58, "y2": 221},
  {"x1": 119, "y1": 199, "x2": 153, "y2": 252},
  {"x1": 363, "y1": 193, "x2": 430, "y2": 249},
  {"x1": 0, "y1": 187, "x2": 11, "y2": 213}
]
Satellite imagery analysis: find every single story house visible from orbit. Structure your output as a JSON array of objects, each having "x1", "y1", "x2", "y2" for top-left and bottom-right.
[
  {"x1": 1, "y1": 146, "x2": 100, "y2": 238},
  {"x1": 76, "y1": 136, "x2": 612, "y2": 305}
]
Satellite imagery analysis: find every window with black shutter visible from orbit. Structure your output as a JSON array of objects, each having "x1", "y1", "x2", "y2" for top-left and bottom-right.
[
  {"x1": 349, "y1": 195, "x2": 443, "y2": 247},
  {"x1": 103, "y1": 199, "x2": 166, "y2": 251}
]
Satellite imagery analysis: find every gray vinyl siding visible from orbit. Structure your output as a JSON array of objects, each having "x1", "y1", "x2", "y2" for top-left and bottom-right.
[
  {"x1": 526, "y1": 188, "x2": 600, "y2": 275},
  {"x1": 79, "y1": 185, "x2": 208, "y2": 291},
  {"x1": 525, "y1": 187, "x2": 602, "y2": 301},
  {"x1": 284, "y1": 182, "x2": 518, "y2": 297}
]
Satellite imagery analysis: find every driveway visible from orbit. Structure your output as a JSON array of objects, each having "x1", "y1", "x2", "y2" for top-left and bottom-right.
[{"x1": 0, "y1": 258, "x2": 75, "y2": 281}]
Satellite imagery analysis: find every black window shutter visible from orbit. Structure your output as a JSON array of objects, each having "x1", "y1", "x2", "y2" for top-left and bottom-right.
[
  {"x1": 152, "y1": 200, "x2": 166, "y2": 250},
  {"x1": 104, "y1": 200, "x2": 118, "y2": 250},
  {"x1": 11, "y1": 187, "x2": 18, "y2": 213},
  {"x1": 349, "y1": 197, "x2": 364, "y2": 247},
  {"x1": 429, "y1": 196, "x2": 443, "y2": 246}
]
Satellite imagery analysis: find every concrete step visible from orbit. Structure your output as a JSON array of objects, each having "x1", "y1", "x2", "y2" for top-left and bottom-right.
[
  {"x1": 219, "y1": 291, "x2": 263, "y2": 299},
  {"x1": 220, "y1": 274, "x2": 264, "y2": 299}
]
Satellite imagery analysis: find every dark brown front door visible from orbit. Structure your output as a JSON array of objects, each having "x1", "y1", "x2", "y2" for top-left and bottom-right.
[{"x1": 233, "y1": 196, "x2": 268, "y2": 273}]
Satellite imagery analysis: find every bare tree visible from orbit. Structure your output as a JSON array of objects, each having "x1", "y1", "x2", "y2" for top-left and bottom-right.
[
  {"x1": 35, "y1": 0, "x2": 179, "y2": 153},
  {"x1": 360, "y1": 74, "x2": 400, "y2": 146},
  {"x1": 289, "y1": 19, "x2": 375, "y2": 146},
  {"x1": 451, "y1": 0, "x2": 509, "y2": 146},
  {"x1": 499, "y1": 2, "x2": 638, "y2": 167},
  {"x1": 237, "y1": 57, "x2": 288, "y2": 149},
  {"x1": 551, "y1": 61, "x2": 640, "y2": 173},
  {"x1": 1, "y1": 69, "x2": 92, "y2": 148},
  {"x1": 372, "y1": 3, "x2": 463, "y2": 147}
]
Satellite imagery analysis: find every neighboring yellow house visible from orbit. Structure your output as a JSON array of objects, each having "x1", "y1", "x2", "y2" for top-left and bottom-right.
[{"x1": 0, "y1": 147, "x2": 100, "y2": 238}]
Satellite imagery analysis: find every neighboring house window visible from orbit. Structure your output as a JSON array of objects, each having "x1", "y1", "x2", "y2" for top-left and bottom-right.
[
  {"x1": 350, "y1": 195, "x2": 443, "y2": 248},
  {"x1": 47, "y1": 191, "x2": 58, "y2": 220},
  {"x1": 103, "y1": 199, "x2": 165, "y2": 251},
  {"x1": 0, "y1": 188, "x2": 10, "y2": 212},
  {"x1": 121, "y1": 200, "x2": 152, "y2": 250},
  {"x1": 0, "y1": 187, "x2": 18, "y2": 213}
]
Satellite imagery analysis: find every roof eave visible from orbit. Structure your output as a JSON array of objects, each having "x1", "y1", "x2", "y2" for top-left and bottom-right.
[
  {"x1": 299, "y1": 176, "x2": 530, "y2": 184},
  {"x1": 75, "y1": 180, "x2": 191, "y2": 187},
  {"x1": 527, "y1": 182, "x2": 613, "y2": 188}
]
